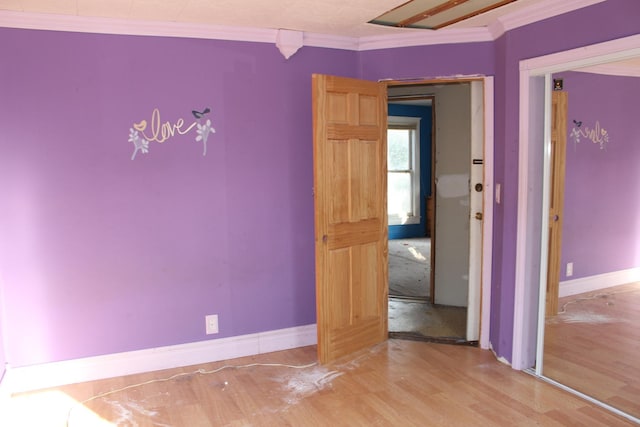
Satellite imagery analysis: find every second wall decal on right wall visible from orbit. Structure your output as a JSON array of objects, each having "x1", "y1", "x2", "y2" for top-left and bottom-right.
[{"x1": 570, "y1": 118, "x2": 610, "y2": 149}]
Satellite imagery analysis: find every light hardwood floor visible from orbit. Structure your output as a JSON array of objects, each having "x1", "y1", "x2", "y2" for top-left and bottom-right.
[
  {"x1": 5, "y1": 340, "x2": 637, "y2": 426},
  {"x1": 544, "y1": 281, "x2": 640, "y2": 420}
]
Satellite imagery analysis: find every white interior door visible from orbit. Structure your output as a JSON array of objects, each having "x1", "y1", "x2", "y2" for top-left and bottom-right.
[
  {"x1": 431, "y1": 81, "x2": 484, "y2": 342},
  {"x1": 467, "y1": 80, "x2": 484, "y2": 341}
]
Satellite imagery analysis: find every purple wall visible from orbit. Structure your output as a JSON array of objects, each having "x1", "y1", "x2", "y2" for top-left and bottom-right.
[
  {"x1": 359, "y1": 42, "x2": 495, "y2": 80},
  {"x1": 489, "y1": 33, "x2": 509, "y2": 357},
  {"x1": 0, "y1": 28, "x2": 357, "y2": 366},
  {"x1": 559, "y1": 71, "x2": 640, "y2": 280},
  {"x1": 0, "y1": 0, "x2": 639, "y2": 370},
  {"x1": 490, "y1": 0, "x2": 640, "y2": 361}
]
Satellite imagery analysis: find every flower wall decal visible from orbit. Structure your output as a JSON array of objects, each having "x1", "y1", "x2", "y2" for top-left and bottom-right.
[
  {"x1": 129, "y1": 128, "x2": 150, "y2": 160},
  {"x1": 570, "y1": 119, "x2": 609, "y2": 150},
  {"x1": 129, "y1": 107, "x2": 214, "y2": 159},
  {"x1": 195, "y1": 119, "x2": 215, "y2": 156}
]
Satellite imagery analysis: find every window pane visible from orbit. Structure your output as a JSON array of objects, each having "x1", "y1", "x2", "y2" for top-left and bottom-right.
[
  {"x1": 387, "y1": 129, "x2": 410, "y2": 170},
  {"x1": 388, "y1": 172, "x2": 412, "y2": 218}
]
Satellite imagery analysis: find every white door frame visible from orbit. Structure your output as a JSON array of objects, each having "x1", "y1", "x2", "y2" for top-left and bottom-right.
[
  {"x1": 481, "y1": 76, "x2": 494, "y2": 350},
  {"x1": 386, "y1": 75, "x2": 494, "y2": 348},
  {"x1": 512, "y1": 34, "x2": 640, "y2": 370},
  {"x1": 469, "y1": 78, "x2": 493, "y2": 344}
]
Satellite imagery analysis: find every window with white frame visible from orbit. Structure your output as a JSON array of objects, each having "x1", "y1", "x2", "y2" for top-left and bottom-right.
[{"x1": 387, "y1": 116, "x2": 421, "y2": 226}]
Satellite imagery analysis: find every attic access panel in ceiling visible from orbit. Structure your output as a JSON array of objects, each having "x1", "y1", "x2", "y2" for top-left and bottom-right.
[{"x1": 370, "y1": 0, "x2": 517, "y2": 30}]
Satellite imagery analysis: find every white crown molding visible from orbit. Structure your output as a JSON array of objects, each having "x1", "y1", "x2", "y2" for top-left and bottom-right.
[
  {"x1": 303, "y1": 32, "x2": 359, "y2": 51},
  {"x1": 0, "y1": 10, "x2": 492, "y2": 52},
  {"x1": 0, "y1": 10, "x2": 277, "y2": 43},
  {"x1": 358, "y1": 27, "x2": 493, "y2": 51},
  {"x1": 276, "y1": 29, "x2": 304, "y2": 59},
  {"x1": 496, "y1": 0, "x2": 606, "y2": 36},
  {"x1": 487, "y1": 19, "x2": 506, "y2": 41},
  {"x1": 0, "y1": 1, "x2": 609, "y2": 52},
  {"x1": 2, "y1": 324, "x2": 317, "y2": 394}
]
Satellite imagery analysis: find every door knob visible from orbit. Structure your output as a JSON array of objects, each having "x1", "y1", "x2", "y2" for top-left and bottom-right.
[
  {"x1": 475, "y1": 183, "x2": 483, "y2": 192},
  {"x1": 475, "y1": 212, "x2": 483, "y2": 220}
]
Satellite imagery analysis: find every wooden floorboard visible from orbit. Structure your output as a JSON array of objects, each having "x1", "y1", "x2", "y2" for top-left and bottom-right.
[
  {"x1": 4, "y1": 340, "x2": 637, "y2": 426},
  {"x1": 544, "y1": 282, "x2": 640, "y2": 420}
]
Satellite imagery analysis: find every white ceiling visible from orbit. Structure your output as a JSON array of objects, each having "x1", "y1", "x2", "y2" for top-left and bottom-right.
[{"x1": 0, "y1": 0, "x2": 551, "y2": 37}]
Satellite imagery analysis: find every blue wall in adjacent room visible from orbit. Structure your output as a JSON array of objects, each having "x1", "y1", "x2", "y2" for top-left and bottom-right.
[{"x1": 387, "y1": 104, "x2": 432, "y2": 240}]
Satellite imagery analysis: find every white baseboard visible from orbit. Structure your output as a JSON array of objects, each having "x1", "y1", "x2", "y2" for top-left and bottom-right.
[
  {"x1": 559, "y1": 267, "x2": 640, "y2": 297},
  {"x1": 2, "y1": 324, "x2": 317, "y2": 395}
]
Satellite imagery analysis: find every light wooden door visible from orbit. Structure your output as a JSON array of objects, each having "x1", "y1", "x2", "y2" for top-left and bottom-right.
[
  {"x1": 545, "y1": 90, "x2": 568, "y2": 317},
  {"x1": 312, "y1": 74, "x2": 388, "y2": 364}
]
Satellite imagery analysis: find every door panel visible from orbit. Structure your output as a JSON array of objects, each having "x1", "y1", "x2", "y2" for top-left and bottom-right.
[
  {"x1": 546, "y1": 90, "x2": 568, "y2": 317},
  {"x1": 313, "y1": 74, "x2": 388, "y2": 364},
  {"x1": 467, "y1": 80, "x2": 485, "y2": 341}
]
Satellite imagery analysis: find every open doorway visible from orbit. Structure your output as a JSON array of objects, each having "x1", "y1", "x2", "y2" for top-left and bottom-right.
[
  {"x1": 386, "y1": 80, "x2": 482, "y2": 344},
  {"x1": 387, "y1": 103, "x2": 432, "y2": 303},
  {"x1": 312, "y1": 73, "x2": 493, "y2": 363}
]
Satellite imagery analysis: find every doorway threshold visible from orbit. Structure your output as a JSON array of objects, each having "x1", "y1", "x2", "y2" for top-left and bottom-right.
[
  {"x1": 389, "y1": 297, "x2": 467, "y2": 339},
  {"x1": 389, "y1": 331, "x2": 478, "y2": 346},
  {"x1": 388, "y1": 294, "x2": 429, "y2": 302}
]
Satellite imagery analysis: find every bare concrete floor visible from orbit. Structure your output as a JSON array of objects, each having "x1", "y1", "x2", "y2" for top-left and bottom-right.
[
  {"x1": 389, "y1": 298, "x2": 467, "y2": 341},
  {"x1": 388, "y1": 238, "x2": 430, "y2": 298},
  {"x1": 388, "y1": 237, "x2": 468, "y2": 341}
]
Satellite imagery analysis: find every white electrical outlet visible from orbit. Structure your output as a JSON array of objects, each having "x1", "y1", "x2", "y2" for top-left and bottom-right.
[
  {"x1": 205, "y1": 314, "x2": 219, "y2": 335},
  {"x1": 566, "y1": 262, "x2": 573, "y2": 277}
]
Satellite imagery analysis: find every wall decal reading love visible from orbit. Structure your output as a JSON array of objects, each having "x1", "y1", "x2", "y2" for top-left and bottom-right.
[
  {"x1": 129, "y1": 107, "x2": 215, "y2": 160},
  {"x1": 570, "y1": 119, "x2": 609, "y2": 150}
]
